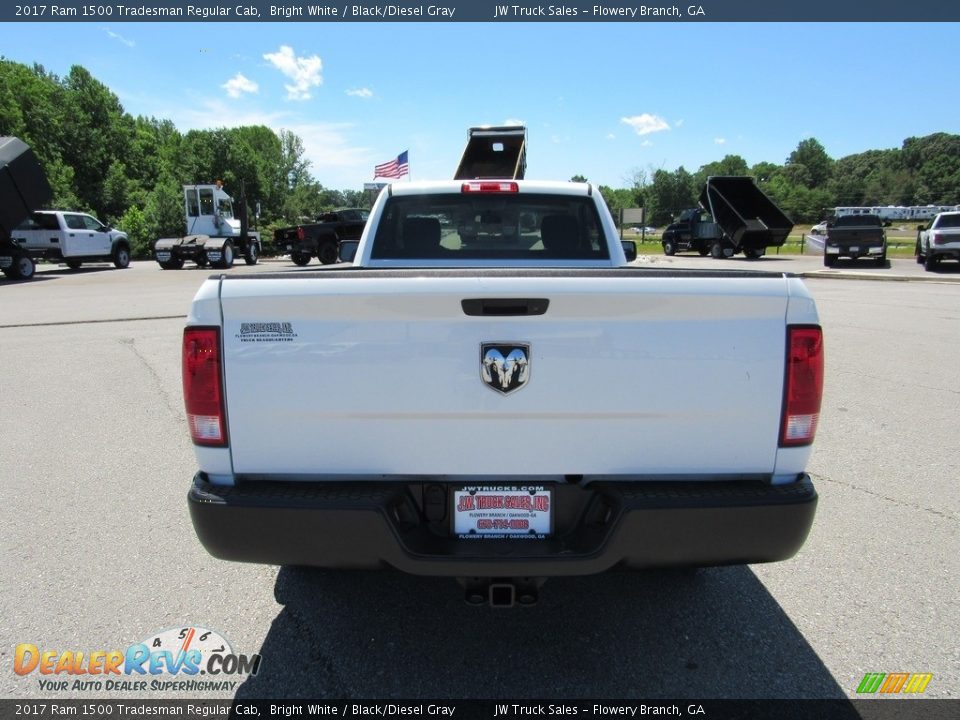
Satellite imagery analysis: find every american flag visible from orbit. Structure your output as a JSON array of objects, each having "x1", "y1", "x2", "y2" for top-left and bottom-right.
[{"x1": 374, "y1": 150, "x2": 409, "y2": 179}]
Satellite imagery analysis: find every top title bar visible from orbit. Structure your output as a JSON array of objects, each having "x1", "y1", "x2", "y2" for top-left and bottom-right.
[{"x1": 2, "y1": 0, "x2": 959, "y2": 22}]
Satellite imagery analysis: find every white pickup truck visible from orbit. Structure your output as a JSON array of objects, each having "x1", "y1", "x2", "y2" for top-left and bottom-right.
[
  {"x1": 916, "y1": 210, "x2": 960, "y2": 271},
  {"x1": 12, "y1": 210, "x2": 131, "y2": 270},
  {"x1": 184, "y1": 180, "x2": 824, "y2": 605}
]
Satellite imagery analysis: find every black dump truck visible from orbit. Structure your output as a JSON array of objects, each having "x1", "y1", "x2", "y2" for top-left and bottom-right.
[
  {"x1": 273, "y1": 208, "x2": 369, "y2": 266},
  {"x1": 0, "y1": 137, "x2": 52, "y2": 280},
  {"x1": 662, "y1": 176, "x2": 793, "y2": 259},
  {"x1": 454, "y1": 126, "x2": 527, "y2": 180}
]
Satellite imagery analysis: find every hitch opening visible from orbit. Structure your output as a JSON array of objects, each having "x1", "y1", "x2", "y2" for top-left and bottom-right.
[{"x1": 460, "y1": 577, "x2": 541, "y2": 607}]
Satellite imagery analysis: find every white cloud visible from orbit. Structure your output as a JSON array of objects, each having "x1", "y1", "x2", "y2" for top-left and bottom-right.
[
  {"x1": 621, "y1": 114, "x2": 670, "y2": 136},
  {"x1": 104, "y1": 28, "x2": 134, "y2": 47},
  {"x1": 674, "y1": 119, "x2": 685, "y2": 128},
  {"x1": 504, "y1": 118, "x2": 525, "y2": 127},
  {"x1": 640, "y1": 139, "x2": 653, "y2": 147},
  {"x1": 714, "y1": 137, "x2": 727, "y2": 145},
  {"x1": 222, "y1": 73, "x2": 259, "y2": 98},
  {"x1": 606, "y1": 133, "x2": 616, "y2": 141},
  {"x1": 263, "y1": 45, "x2": 323, "y2": 101},
  {"x1": 346, "y1": 88, "x2": 373, "y2": 99}
]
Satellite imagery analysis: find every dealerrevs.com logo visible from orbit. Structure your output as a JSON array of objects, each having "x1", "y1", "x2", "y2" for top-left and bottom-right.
[{"x1": 14, "y1": 626, "x2": 261, "y2": 693}]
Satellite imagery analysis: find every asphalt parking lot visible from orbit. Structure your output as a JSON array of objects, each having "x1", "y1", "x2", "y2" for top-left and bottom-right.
[{"x1": 0, "y1": 257, "x2": 957, "y2": 703}]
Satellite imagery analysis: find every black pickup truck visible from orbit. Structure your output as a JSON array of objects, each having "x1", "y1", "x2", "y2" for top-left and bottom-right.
[
  {"x1": 823, "y1": 214, "x2": 887, "y2": 267},
  {"x1": 273, "y1": 208, "x2": 368, "y2": 266}
]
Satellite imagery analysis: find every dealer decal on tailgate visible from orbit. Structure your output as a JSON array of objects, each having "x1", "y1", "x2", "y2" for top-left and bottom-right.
[{"x1": 453, "y1": 486, "x2": 552, "y2": 539}]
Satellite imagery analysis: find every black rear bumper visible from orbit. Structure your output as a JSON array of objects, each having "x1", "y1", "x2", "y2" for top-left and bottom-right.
[{"x1": 188, "y1": 473, "x2": 817, "y2": 576}]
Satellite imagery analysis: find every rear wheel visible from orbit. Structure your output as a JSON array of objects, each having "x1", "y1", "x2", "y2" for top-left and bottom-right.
[
  {"x1": 112, "y1": 244, "x2": 130, "y2": 269},
  {"x1": 743, "y1": 247, "x2": 762, "y2": 259},
  {"x1": 823, "y1": 254, "x2": 836, "y2": 267},
  {"x1": 924, "y1": 251, "x2": 938, "y2": 272},
  {"x1": 875, "y1": 252, "x2": 887, "y2": 267},
  {"x1": 158, "y1": 259, "x2": 184, "y2": 270},
  {"x1": 318, "y1": 239, "x2": 338, "y2": 265},
  {"x1": 710, "y1": 241, "x2": 725, "y2": 259},
  {"x1": 291, "y1": 252, "x2": 311, "y2": 266},
  {"x1": 915, "y1": 240, "x2": 923, "y2": 264},
  {"x1": 4, "y1": 254, "x2": 36, "y2": 279},
  {"x1": 244, "y1": 243, "x2": 260, "y2": 266},
  {"x1": 697, "y1": 246, "x2": 709, "y2": 256},
  {"x1": 662, "y1": 240, "x2": 676, "y2": 256}
]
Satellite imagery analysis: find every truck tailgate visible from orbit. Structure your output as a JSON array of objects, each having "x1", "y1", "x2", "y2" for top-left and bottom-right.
[{"x1": 217, "y1": 271, "x2": 790, "y2": 478}]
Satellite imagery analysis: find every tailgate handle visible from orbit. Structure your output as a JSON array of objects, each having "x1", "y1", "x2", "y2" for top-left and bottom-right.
[{"x1": 461, "y1": 298, "x2": 549, "y2": 317}]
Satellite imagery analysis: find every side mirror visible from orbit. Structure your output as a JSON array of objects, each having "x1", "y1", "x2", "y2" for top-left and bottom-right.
[
  {"x1": 917, "y1": 224, "x2": 927, "y2": 231},
  {"x1": 621, "y1": 240, "x2": 637, "y2": 262},
  {"x1": 339, "y1": 240, "x2": 359, "y2": 263}
]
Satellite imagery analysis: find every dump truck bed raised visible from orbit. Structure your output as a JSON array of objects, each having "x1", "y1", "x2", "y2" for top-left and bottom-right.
[{"x1": 700, "y1": 176, "x2": 793, "y2": 251}]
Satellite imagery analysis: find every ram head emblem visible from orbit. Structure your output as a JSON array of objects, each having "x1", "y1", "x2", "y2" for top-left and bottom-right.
[{"x1": 480, "y1": 344, "x2": 530, "y2": 395}]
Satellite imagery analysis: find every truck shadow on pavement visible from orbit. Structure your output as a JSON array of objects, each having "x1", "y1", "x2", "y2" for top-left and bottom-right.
[{"x1": 234, "y1": 566, "x2": 847, "y2": 699}]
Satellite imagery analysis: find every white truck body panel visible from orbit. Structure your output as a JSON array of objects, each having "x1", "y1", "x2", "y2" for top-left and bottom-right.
[{"x1": 209, "y1": 272, "x2": 814, "y2": 480}]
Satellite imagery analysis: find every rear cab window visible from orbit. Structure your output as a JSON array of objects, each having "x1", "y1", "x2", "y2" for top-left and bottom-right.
[
  {"x1": 369, "y1": 192, "x2": 609, "y2": 263},
  {"x1": 16, "y1": 213, "x2": 60, "y2": 231}
]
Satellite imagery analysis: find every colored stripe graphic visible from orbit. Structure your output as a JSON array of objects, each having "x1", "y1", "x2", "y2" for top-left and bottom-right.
[
  {"x1": 857, "y1": 673, "x2": 886, "y2": 693},
  {"x1": 880, "y1": 673, "x2": 910, "y2": 693},
  {"x1": 903, "y1": 674, "x2": 933, "y2": 693},
  {"x1": 857, "y1": 672, "x2": 932, "y2": 694}
]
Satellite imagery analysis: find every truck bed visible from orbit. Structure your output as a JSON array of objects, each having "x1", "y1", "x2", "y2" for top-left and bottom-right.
[{"x1": 700, "y1": 176, "x2": 793, "y2": 250}]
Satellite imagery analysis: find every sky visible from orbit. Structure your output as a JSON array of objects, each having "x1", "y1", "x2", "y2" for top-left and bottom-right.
[{"x1": 2, "y1": 21, "x2": 958, "y2": 191}]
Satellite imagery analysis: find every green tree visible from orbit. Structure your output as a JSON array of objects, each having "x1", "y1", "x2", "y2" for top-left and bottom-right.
[
  {"x1": 116, "y1": 205, "x2": 151, "y2": 259},
  {"x1": 902, "y1": 133, "x2": 960, "y2": 204},
  {"x1": 787, "y1": 138, "x2": 833, "y2": 188},
  {"x1": 647, "y1": 167, "x2": 696, "y2": 225},
  {"x1": 694, "y1": 155, "x2": 749, "y2": 190},
  {"x1": 144, "y1": 175, "x2": 186, "y2": 243},
  {"x1": 62, "y1": 65, "x2": 133, "y2": 215},
  {"x1": 598, "y1": 186, "x2": 638, "y2": 225}
]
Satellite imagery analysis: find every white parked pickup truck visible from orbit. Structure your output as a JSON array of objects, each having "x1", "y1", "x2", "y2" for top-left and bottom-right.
[
  {"x1": 184, "y1": 180, "x2": 824, "y2": 605},
  {"x1": 916, "y1": 210, "x2": 960, "y2": 271},
  {"x1": 12, "y1": 210, "x2": 130, "y2": 270}
]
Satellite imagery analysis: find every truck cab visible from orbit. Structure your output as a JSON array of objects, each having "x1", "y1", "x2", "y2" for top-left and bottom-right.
[
  {"x1": 184, "y1": 184, "x2": 243, "y2": 239},
  {"x1": 660, "y1": 209, "x2": 725, "y2": 257}
]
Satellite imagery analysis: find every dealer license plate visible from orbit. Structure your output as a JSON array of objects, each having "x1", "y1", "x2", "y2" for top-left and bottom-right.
[
  {"x1": 453, "y1": 486, "x2": 552, "y2": 538},
  {"x1": 849, "y1": 246, "x2": 859, "y2": 253}
]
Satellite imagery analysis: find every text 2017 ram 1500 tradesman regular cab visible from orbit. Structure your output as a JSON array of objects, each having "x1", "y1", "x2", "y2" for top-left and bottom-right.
[{"x1": 183, "y1": 180, "x2": 824, "y2": 605}]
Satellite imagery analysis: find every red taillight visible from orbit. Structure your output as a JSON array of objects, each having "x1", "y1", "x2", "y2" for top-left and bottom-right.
[
  {"x1": 182, "y1": 327, "x2": 227, "y2": 447},
  {"x1": 780, "y1": 325, "x2": 824, "y2": 447},
  {"x1": 932, "y1": 232, "x2": 945, "y2": 245},
  {"x1": 461, "y1": 181, "x2": 519, "y2": 193},
  {"x1": 296, "y1": 226, "x2": 305, "y2": 241}
]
